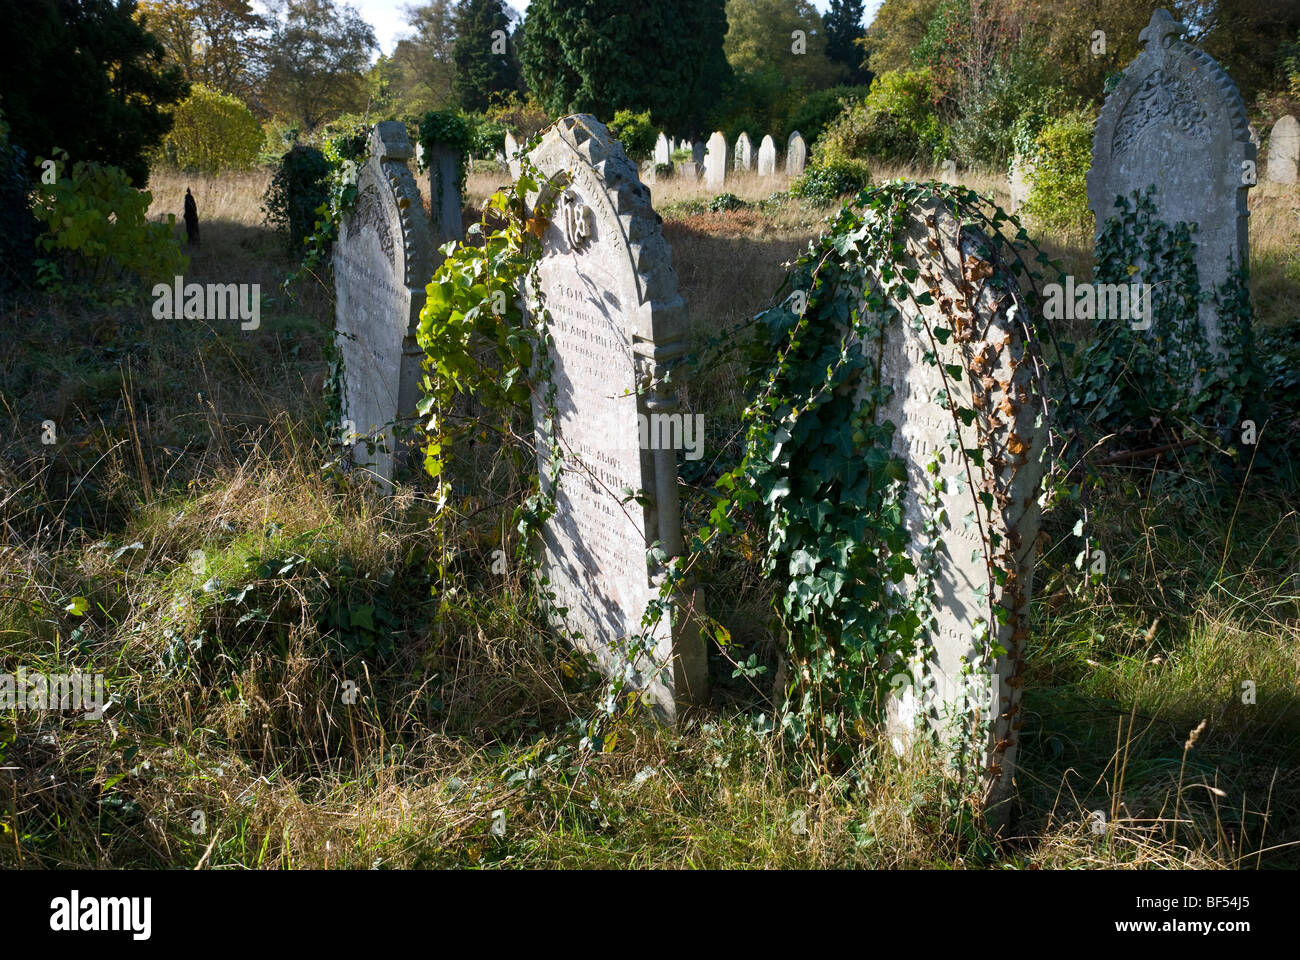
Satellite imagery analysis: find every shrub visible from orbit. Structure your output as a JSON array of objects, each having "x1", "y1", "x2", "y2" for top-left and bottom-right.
[
  {"x1": 607, "y1": 109, "x2": 656, "y2": 162},
  {"x1": 790, "y1": 157, "x2": 872, "y2": 206},
  {"x1": 30, "y1": 152, "x2": 187, "y2": 301},
  {"x1": 1023, "y1": 111, "x2": 1094, "y2": 234},
  {"x1": 264, "y1": 145, "x2": 331, "y2": 253},
  {"x1": 817, "y1": 69, "x2": 949, "y2": 166},
  {"x1": 485, "y1": 94, "x2": 550, "y2": 140},
  {"x1": 0, "y1": 105, "x2": 36, "y2": 293},
  {"x1": 785, "y1": 84, "x2": 872, "y2": 147},
  {"x1": 159, "y1": 84, "x2": 264, "y2": 173},
  {"x1": 707, "y1": 192, "x2": 746, "y2": 212}
]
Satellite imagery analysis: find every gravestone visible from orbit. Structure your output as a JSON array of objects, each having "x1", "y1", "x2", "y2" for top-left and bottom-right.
[
  {"x1": 785, "y1": 131, "x2": 807, "y2": 177},
  {"x1": 757, "y1": 135, "x2": 776, "y2": 176},
  {"x1": 1266, "y1": 115, "x2": 1299, "y2": 184},
  {"x1": 504, "y1": 130, "x2": 520, "y2": 179},
  {"x1": 426, "y1": 142, "x2": 463, "y2": 249},
  {"x1": 1008, "y1": 155, "x2": 1033, "y2": 213},
  {"x1": 524, "y1": 115, "x2": 708, "y2": 720},
  {"x1": 677, "y1": 160, "x2": 700, "y2": 181},
  {"x1": 704, "y1": 130, "x2": 730, "y2": 188},
  {"x1": 837, "y1": 197, "x2": 1046, "y2": 815},
  {"x1": 333, "y1": 122, "x2": 434, "y2": 487},
  {"x1": 691, "y1": 140, "x2": 706, "y2": 169},
  {"x1": 735, "y1": 132, "x2": 754, "y2": 171},
  {"x1": 654, "y1": 131, "x2": 671, "y2": 166},
  {"x1": 1087, "y1": 8, "x2": 1254, "y2": 360}
]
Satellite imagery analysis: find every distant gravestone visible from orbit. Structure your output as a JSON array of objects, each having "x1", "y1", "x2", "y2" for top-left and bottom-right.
[
  {"x1": 832, "y1": 197, "x2": 1046, "y2": 815},
  {"x1": 735, "y1": 132, "x2": 754, "y2": 171},
  {"x1": 1007, "y1": 155, "x2": 1033, "y2": 213},
  {"x1": 1087, "y1": 8, "x2": 1254, "y2": 360},
  {"x1": 704, "y1": 131, "x2": 730, "y2": 188},
  {"x1": 757, "y1": 135, "x2": 776, "y2": 176},
  {"x1": 676, "y1": 160, "x2": 700, "y2": 181},
  {"x1": 426, "y1": 143, "x2": 463, "y2": 249},
  {"x1": 333, "y1": 122, "x2": 434, "y2": 486},
  {"x1": 1266, "y1": 115, "x2": 1299, "y2": 184},
  {"x1": 654, "y1": 131, "x2": 670, "y2": 166},
  {"x1": 785, "y1": 131, "x2": 807, "y2": 177},
  {"x1": 504, "y1": 130, "x2": 520, "y2": 179},
  {"x1": 524, "y1": 115, "x2": 708, "y2": 720},
  {"x1": 691, "y1": 140, "x2": 706, "y2": 169}
]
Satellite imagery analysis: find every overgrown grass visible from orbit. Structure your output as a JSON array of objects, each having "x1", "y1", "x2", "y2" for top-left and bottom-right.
[{"x1": 0, "y1": 162, "x2": 1296, "y2": 869}]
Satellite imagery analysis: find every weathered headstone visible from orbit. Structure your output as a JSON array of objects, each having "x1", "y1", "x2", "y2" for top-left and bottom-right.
[
  {"x1": 691, "y1": 140, "x2": 706, "y2": 169},
  {"x1": 1266, "y1": 115, "x2": 1299, "y2": 184},
  {"x1": 524, "y1": 115, "x2": 708, "y2": 720},
  {"x1": 785, "y1": 131, "x2": 807, "y2": 177},
  {"x1": 676, "y1": 160, "x2": 700, "y2": 181},
  {"x1": 504, "y1": 130, "x2": 520, "y2": 179},
  {"x1": 840, "y1": 198, "x2": 1045, "y2": 814},
  {"x1": 704, "y1": 130, "x2": 730, "y2": 188},
  {"x1": 426, "y1": 142, "x2": 463, "y2": 249},
  {"x1": 734, "y1": 132, "x2": 754, "y2": 171},
  {"x1": 757, "y1": 135, "x2": 776, "y2": 176},
  {"x1": 654, "y1": 131, "x2": 671, "y2": 166},
  {"x1": 333, "y1": 122, "x2": 434, "y2": 486},
  {"x1": 1087, "y1": 8, "x2": 1254, "y2": 360},
  {"x1": 1007, "y1": 155, "x2": 1033, "y2": 213}
]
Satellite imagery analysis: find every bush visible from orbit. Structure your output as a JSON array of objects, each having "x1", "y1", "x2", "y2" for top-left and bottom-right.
[
  {"x1": 264, "y1": 145, "x2": 331, "y2": 253},
  {"x1": 159, "y1": 84, "x2": 264, "y2": 173},
  {"x1": 785, "y1": 84, "x2": 872, "y2": 147},
  {"x1": 817, "y1": 69, "x2": 949, "y2": 166},
  {"x1": 30, "y1": 152, "x2": 187, "y2": 300},
  {"x1": 0, "y1": 105, "x2": 36, "y2": 293},
  {"x1": 485, "y1": 94, "x2": 550, "y2": 140},
  {"x1": 790, "y1": 157, "x2": 872, "y2": 206},
  {"x1": 607, "y1": 108, "x2": 656, "y2": 162},
  {"x1": 1023, "y1": 112, "x2": 1094, "y2": 234},
  {"x1": 707, "y1": 192, "x2": 746, "y2": 212}
]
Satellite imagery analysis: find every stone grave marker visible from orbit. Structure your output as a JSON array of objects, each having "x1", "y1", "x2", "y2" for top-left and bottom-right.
[
  {"x1": 1087, "y1": 8, "x2": 1254, "y2": 360},
  {"x1": 1008, "y1": 155, "x2": 1033, "y2": 213},
  {"x1": 704, "y1": 130, "x2": 730, "y2": 188},
  {"x1": 691, "y1": 140, "x2": 706, "y2": 170},
  {"x1": 785, "y1": 131, "x2": 807, "y2": 177},
  {"x1": 757, "y1": 135, "x2": 776, "y2": 176},
  {"x1": 654, "y1": 131, "x2": 671, "y2": 166},
  {"x1": 524, "y1": 115, "x2": 708, "y2": 720},
  {"x1": 836, "y1": 197, "x2": 1046, "y2": 814},
  {"x1": 426, "y1": 141, "x2": 463, "y2": 249},
  {"x1": 1266, "y1": 115, "x2": 1299, "y2": 184},
  {"x1": 333, "y1": 121, "x2": 434, "y2": 487},
  {"x1": 504, "y1": 130, "x2": 520, "y2": 179},
  {"x1": 735, "y1": 132, "x2": 753, "y2": 171}
]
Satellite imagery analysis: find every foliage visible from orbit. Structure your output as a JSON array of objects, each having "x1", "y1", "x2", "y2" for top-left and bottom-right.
[
  {"x1": 816, "y1": 68, "x2": 949, "y2": 165},
  {"x1": 789, "y1": 156, "x2": 872, "y2": 204},
  {"x1": 485, "y1": 93, "x2": 552, "y2": 140},
  {"x1": 29, "y1": 152, "x2": 188, "y2": 301},
  {"x1": 824, "y1": 0, "x2": 870, "y2": 84},
  {"x1": 521, "y1": 0, "x2": 731, "y2": 135},
  {"x1": 607, "y1": 109, "x2": 657, "y2": 163},
  {"x1": 159, "y1": 83, "x2": 264, "y2": 173},
  {"x1": 373, "y1": 0, "x2": 458, "y2": 116},
  {"x1": 283, "y1": 127, "x2": 370, "y2": 288},
  {"x1": 261, "y1": 0, "x2": 376, "y2": 129},
  {"x1": 1022, "y1": 111, "x2": 1093, "y2": 234},
  {"x1": 136, "y1": 0, "x2": 265, "y2": 102},
  {"x1": 418, "y1": 109, "x2": 474, "y2": 200},
  {"x1": 263, "y1": 145, "x2": 331, "y2": 253},
  {"x1": 785, "y1": 84, "x2": 872, "y2": 147},
  {"x1": 453, "y1": 0, "x2": 522, "y2": 112},
  {"x1": 0, "y1": 0, "x2": 189, "y2": 185},
  {"x1": 708, "y1": 192, "x2": 748, "y2": 212},
  {"x1": 0, "y1": 105, "x2": 37, "y2": 293},
  {"x1": 860, "y1": 0, "x2": 940, "y2": 75}
]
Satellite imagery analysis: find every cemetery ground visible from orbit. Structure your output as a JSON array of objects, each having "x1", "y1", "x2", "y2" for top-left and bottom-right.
[{"x1": 2, "y1": 162, "x2": 1298, "y2": 870}]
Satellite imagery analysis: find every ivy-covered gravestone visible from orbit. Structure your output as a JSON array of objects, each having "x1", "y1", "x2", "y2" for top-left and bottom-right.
[
  {"x1": 750, "y1": 185, "x2": 1048, "y2": 816},
  {"x1": 524, "y1": 115, "x2": 708, "y2": 721},
  {"x1": 1086, "y1": 9, "x2": 1254, "y2": 373},
  {"x1": 333, "y1": 121, "x2": 433, "y2": 487}
]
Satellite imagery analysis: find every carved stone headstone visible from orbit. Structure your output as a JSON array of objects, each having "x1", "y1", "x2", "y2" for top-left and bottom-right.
[
  {"x1": 757, "y1": 135, "x2": 776, "y2": 176},
  {"x1": 654, "y1": 131, "x2": 671, "y2": 166},
  {"x1": 426, "y1": 144, "x2": 463, "y2": 249},
  {"x1": 525, "y1": 115, "x2": 708, "y2": 720},
  {"x1": 333, "y1": 122, "x2": 434, "y2": 487},
  {"x1": 735, "y1": 132, "x2": 754, "y2": 171},
  {"x1": 785, "y1": 131, "x2": 807, "y2": 177},
  {"x1": 1087, "y1": 8, "x2": 1254, "y2": 360},
  {"x1": 838, "y1": 198, "x2": 1046, "y2": 815},
  {"x1": 504, "y1": 130, "x2": 520, "y2": 179},
  {"x1": 704, "y1": 130, "x2": 730, "y2": 188},
  {"x1": 1266, "y1": 115, "x2": 1299, "y2": 184}
]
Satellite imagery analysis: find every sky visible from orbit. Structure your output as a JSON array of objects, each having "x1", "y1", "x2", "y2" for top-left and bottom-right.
[{"x1": 338, "y1": 0, "x2": 886, "y2": 57}]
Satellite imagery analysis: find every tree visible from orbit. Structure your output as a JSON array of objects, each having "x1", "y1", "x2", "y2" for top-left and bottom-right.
[
  {"x1": 136, "y1": 0, "x2": 266, "y2": 104},
  {"x1": 824, "y1": 0, "x2": 870, "y2": 84},
  {"x1": 453, "y1": 0, "x2": 521, "y2": 112},
  {"x1": 0, "y1": 0, "x2": 189, "y2": 185},
  {"x1": 521, "y1": 0, "x2": 731, "y2": 137},
  {"x1": 860, "y1": 0, "x2": 940, "y2": 74},
  {"x1": 385, "y1": 0, "x2": 459, "y2": 114},
  {"x1": 262, "y1": 0, "x2": 377, "y2": 130},
  {"x1": 724, "y1": 0, "x2": 842, "y2": 88}
]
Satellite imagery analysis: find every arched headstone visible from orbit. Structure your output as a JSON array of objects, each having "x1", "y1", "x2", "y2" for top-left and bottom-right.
[
  {"x1": 785, "y1": 131, "x2": 807, "y2": 177},
  {"x1": 333, "y1": 122, "x2": 434, "y2": 487},
  {"x1": 1266, "y1": 115, "x2": 1299, "y2": 184},
  {"x1": 757, "y1": 135, "x2": 776, "y2": 176},
  {"x1": 524, "y1": 115, "x2": 708, "y2": 720},
  {"x1": 734, "y1": 132, "x2": 753, "y2": 171},
  {"x1": 654, "y1": 131, "x2": 670, "y2": 166},
  {"x1": 1087, "y1": 8, "x2": 1254, "y2": 361},
  {"x1": 704, "y1": 131, "x2": 730, "y2": 188}
]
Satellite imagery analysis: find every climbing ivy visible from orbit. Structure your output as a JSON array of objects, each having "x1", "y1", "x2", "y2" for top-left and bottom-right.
[
  {"x1": 284, "y1": 126, "x2": 370, "y2": 293},
  {"x1": 418, "y1": 110, "x2": 473, "y2": 211}
]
